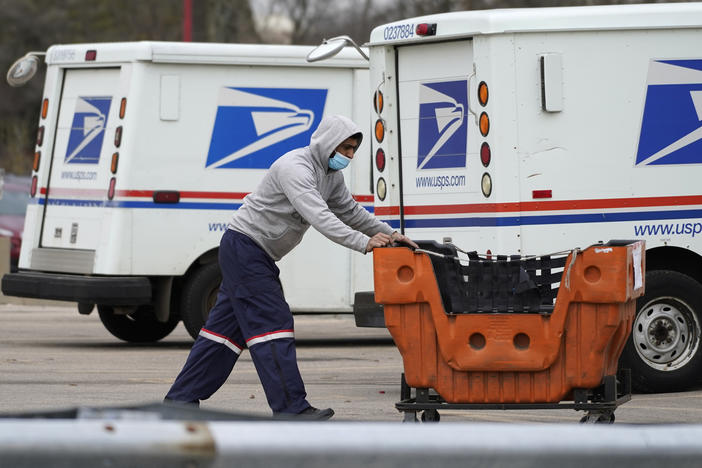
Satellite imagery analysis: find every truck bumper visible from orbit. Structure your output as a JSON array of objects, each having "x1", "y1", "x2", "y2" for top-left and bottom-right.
[{"x1": 1, "y1": 271, "x2": 152, "y2": 305}]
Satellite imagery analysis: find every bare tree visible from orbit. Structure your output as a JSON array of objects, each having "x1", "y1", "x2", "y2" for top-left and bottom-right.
[
  {"x1": 0, "y1": 0, "x2": 261, "y2": 174},
  {"x1": 206, "y1": 0, "x2": 260, "y2": 43}
]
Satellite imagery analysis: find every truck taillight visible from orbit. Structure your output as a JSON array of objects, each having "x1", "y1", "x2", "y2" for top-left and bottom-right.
[
  {"x1": 41, "y1": 98, "x2": 49, "y2": 119},
  {"x1": 33, "y1": 151, "x2": 40, "y2": 172},
  {"x1": 375, "y1": 148, "x2": 386, "y2": 172},
  {"x1": 374, "y1": 90, "x2": 383, "y2": 114},
  {"x1": 111, "y1": 152, "x2": 119, "y2": 174},
  {"x1": 30, "y1": 176, "x2": 37, "y2": 198},
  {"x1": 36, "y1": 126, "x2": 44, "y2": 146},
  {"x1": 114, "y1": 126, "x2": 122, "y2": 147},
  {"x1": 480, "y1": 142, "x2": 491, "y2": 167},
  {"x1": 375, "y1": 119, "x2": 385, "y2": 142},
  {"x1": 415, "y1": 23, "x2": 437, "y2": 36},
  {"x1": 108, "y1": 177, "x2": 116, "y2": 200},
  {"x1": 376, "y1": 178, "x2": 387, "y2": 201},
  {"x1": 481, "y1": 172, "x2": 492, "y2": 198},
  {"x1": 119, "y1": 98, "x2": 127, "y2": 119},
  {"x1": 479, "y1": 112, "x2": 490, "y2": 137},
  {"x1": 478, "y1": 82, "x2": 489, "y2": 106}
]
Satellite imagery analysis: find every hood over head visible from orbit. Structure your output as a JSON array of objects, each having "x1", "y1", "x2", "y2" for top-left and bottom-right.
[{"x1": 309, "y1": 114, "x2": 363, "y2": 169}]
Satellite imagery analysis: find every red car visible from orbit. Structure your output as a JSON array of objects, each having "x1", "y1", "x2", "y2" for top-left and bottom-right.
[{"x1": 0, "y1": 175, "x2": 30, "y2": 271}]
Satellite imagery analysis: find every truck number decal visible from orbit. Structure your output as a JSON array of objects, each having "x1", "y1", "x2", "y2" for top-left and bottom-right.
[{"x1": 383, "y1": 24, "x2": 414, "y2": 41}]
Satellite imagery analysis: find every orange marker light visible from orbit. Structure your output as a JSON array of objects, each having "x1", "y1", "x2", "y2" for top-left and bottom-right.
[
  {"x1": 375, "y1": 119, "x2": 385, "y2": 143},
  {"x1": 119, "y1": 98, "x2": 127, "y2": 119},
  {"x1": 41, "y1": 98, "x2": 49, "y2": 119},
  {"x1": 373, "y1": 90, "x2": 384, "y2": 114},
  {"x1": 111, "y1": 152, "x2": 119, "y2": 174},
  {"x1": 478, "y1": 81, "x2": 488, "y2": 106},
  {"x1": 33, "y1": 151, "x2": 41, "y2": 172},
  {"x1": 479, "y1": 112, "x2": 490, "y2": 137}
]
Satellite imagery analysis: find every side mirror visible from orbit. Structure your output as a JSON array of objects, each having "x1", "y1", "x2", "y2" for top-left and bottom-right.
[
  {"x1": 306, "y1": 35, "x2": 369, "y2": 63},
  {"x1": 6, "y1": 52, "x2": 45, "y2": 87}
]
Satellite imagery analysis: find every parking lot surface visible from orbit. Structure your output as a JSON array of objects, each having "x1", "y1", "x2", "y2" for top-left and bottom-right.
[{"x1": 2, "y1": 302, "x2": 702, "y2": 424}]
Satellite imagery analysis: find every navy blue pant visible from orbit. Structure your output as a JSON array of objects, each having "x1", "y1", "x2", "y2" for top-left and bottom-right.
[{"x1": 166, "y1": 229, "x2": 310, "y2": 414}]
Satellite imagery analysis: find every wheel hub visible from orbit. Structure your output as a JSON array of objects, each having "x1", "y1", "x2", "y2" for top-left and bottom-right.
[
  {"x1": 633, "y1": 299, "x2": 700, "y2": 371},
  {"x1": 648, "y1": 316, "x2": 676, "y2": 349}
]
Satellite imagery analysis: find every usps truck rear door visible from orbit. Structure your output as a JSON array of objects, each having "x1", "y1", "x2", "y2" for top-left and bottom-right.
[
  {"x1": 395, "y1": 41, "x2": 480, "y2": 240},
  {"x1": 40, "y1": 68, "x2": 122, "y2": 254}
]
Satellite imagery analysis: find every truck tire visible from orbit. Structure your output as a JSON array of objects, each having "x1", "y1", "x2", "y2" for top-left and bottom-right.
[
  {"x1": 98, "y1": 305, "x2": 179, "y2": 343},
  {"x1": 181, "y1": 262, "x2": 221, "y2": 339},
  {"x1": 619, "y1": 270, "x2": 702, "y2": 393}
]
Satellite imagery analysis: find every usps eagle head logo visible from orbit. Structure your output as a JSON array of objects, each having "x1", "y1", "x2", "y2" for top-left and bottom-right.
[
  {"x1": 416, "y1": 80, "x2": 468, "y2": 170},
  {"x1": 206, "y1": 87, "x2": 328, "y2": 169},
  {"x1": 65, "y1": 96, "x2": 112, "y2": 164},
  {"x1": 636, "y1": 59, "x2": 702, "y2": 166}
]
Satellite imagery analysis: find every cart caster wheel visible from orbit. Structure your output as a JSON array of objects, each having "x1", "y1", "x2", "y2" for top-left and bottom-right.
[
  {"x1": 421, "y1": 409, "x2": 440, "y2": 423},
  {"x1": 402, "y1": 412, "x2": 419, "y2": 423},
  {"x1": 580, "y1": 410, "x2": 615, "y2": 424}
]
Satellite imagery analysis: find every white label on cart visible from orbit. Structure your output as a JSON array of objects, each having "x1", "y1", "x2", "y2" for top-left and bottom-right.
[{"x1": 633, "y1": 242, "x2": 643, "y2": 290}]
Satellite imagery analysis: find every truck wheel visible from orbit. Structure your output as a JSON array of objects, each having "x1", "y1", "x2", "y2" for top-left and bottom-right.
[
  {"x1": 98, "y1": 305, "x2": 179, "y2": 343},
  {"x1": 181, "y1": 262, "x2": 221, "y2": 339},
  {"x1": 619, "y1": 270, "x2": 702, "y2": 392}
]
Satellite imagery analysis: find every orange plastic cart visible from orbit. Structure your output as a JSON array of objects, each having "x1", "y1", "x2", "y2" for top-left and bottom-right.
[{"x1": 373, "y1": 240, "x2": 645, "y2": 422}]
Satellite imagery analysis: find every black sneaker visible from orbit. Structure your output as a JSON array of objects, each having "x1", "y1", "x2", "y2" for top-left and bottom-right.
[
  {"x1": 274, "y1": 406, "x2": 334, "y2": 420},
  {"x1": 299, "y1": 406, "x2": 334, "y2": 420}
]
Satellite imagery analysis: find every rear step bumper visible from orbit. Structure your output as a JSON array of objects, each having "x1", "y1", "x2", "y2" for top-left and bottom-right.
[{"x1": 1, "y1": 271, "x2": 151, "y2": 305}]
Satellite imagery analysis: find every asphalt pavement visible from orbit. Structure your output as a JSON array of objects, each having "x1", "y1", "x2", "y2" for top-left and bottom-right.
[{"x1": 2, "y1": 302, "x2": 702, "y2": 424}]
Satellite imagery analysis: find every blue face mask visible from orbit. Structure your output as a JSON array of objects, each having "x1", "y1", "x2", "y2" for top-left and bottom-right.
[{"x1": 328, "y1": 152, "x2": 352, "y2": 171}]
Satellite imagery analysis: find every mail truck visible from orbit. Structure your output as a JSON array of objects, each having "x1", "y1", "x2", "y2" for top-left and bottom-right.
[
  {"x1": 364, "y1": 3, "x2": 702, "y2": 392},
  {"x1": 2, "y1": 42, "x2": 372, "y2": 343}
]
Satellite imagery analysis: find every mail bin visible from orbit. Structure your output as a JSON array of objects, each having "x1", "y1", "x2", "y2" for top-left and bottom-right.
[{"x1": 373, "y1": 240, "x2": 645, "y2": 405}]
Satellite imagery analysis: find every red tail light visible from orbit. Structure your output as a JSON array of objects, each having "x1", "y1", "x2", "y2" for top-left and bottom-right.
[
  {"x1": 30, "y1": 176, "x2": 38, "y2": 197},
  {"x1": 415, "y1": 23, "x2": 437, "y2": 36},
  {"x1": 375, "y1": 148, "x2": 386, "y2": 172},
  {"x1": 108, "y1": 177, "x2": 116, "y2": 200},
  {"x1": 480, "y1": 142, "x2": 491, "y2": 167}
]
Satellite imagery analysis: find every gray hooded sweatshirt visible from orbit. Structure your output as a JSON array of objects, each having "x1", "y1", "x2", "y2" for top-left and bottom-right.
[{"x1": 228, "y1": 114, "x2": 394, "y2": 261}]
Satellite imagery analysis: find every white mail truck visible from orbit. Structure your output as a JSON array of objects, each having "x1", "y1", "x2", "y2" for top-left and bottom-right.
[
  {"x1": 2, "y1": 42, "x2": 373, "y2": 343},
  {"x1": 362, "y1": 3, "x2": 702, "y2": 392}
]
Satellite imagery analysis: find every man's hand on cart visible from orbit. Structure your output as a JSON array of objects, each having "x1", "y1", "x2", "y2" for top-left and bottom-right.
[
  {"x1": 365, "y1": 232, "x2": 419, "y2": 252},
  {"x1": 391, "y1": 231, "x2": 419, "y2": 250}
]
